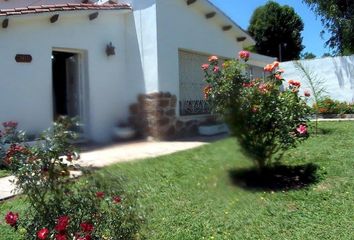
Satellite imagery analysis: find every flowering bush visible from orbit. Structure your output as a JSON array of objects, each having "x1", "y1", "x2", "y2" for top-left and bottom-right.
[
  {"x1": 314, "y1": 97, "x2": 354, "y2": 115},
  {"x1": 202, "y1": 52, "x2": 311, "y2": 168},
  {"x1": 0, "y1": 121, "x2": 26, "y2": 167},
  {"x1": 2, "y1": 117, "x2": 142, "y2": 239}
]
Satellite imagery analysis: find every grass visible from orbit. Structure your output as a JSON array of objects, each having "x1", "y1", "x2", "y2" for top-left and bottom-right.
[
  {"x1": 0, "y1": 169, "x2": 10, "y2": 178},
  {"x1": 1, "y1": 121, "x2": 353, "y2": 239}
]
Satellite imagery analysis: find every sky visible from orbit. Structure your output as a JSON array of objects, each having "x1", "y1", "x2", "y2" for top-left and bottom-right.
[{"x1": 210, "y1": 0, "x2": 331, "y2": 57}]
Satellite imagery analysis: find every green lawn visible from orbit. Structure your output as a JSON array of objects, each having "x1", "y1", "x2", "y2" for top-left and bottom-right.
[
  {"x1": 0, "y1": 169, "x2": 10, "y2": 178},
  {"x1": 1, "y1": 122, "x2": 353, "y2": 239}
]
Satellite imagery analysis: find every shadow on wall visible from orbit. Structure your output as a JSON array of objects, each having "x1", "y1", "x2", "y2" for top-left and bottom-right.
[
  {"x1": 332, "y1": 56, "x2": 354, "y2": 92},
  {"x1": 123, "y1": 13, "x2": 145, "y2": 116}
]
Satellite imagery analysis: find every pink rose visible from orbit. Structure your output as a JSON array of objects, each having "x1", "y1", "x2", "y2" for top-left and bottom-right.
[
  {"x1": 201, "y1": 64, "x2": 209, "y2": 70},
  {"x1": 213, "y1": 66, "x2": 220, "y2": 73},
  {"x1": 208, "y1": 56, "x2": 218, "y2": 62},
  {"x1": 296, "y1": 125, "x2": 307, "y2": 135},
  {"x1": 238, "y1": 50, "x2": 250, "y2": 61}
]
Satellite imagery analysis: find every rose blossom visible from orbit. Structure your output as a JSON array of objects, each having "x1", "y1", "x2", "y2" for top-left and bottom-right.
[
  {"x1": 37, "y1": 228, "x2": 50, "y2": 240},
  {"x1": 55, "y1": 215, "x2": 69, "y2": 232},
  {"x1": 238, "y1": 50, "x2": 250, "y2": 61},
  {"x1": 96, "y1": 191, "x2": 105, "y2": 199},
  {"x1": 201, "y1": 64, "x2": 209, "y2": 70},
  {"x1": 5, "y1": 212, "x2": 19, "y2": 227},
  {"x1": 113, "y1": 195, "x2": 122, "y2": 204},
  {"x1": 2, "y1": 121, "x2": 18, "y2": 128},
  {"x1": 213, "y1": 66, "x2": 219, "y2": 73},
  {"x1": 80, "y1": 222, "x2": 94, "y2": 233},
  {"x1": 296, "y1": 125, "x2": 307, "y2": 135},
  {"x1": 288, "y1": 80, "x2": 301, "y2": 87},
  {"x1": 208, "y1": 55, "x2": 218, "y2": 62},
  {"x1": 55, "y1": 234, "x2": 67, "y2": 240},
  {"x1": 304, "y1": 90, "x2": 311, "y2": 97}
]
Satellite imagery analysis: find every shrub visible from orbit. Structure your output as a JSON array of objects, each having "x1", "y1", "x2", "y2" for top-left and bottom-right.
[
  {"x1": 315, "y1": 97, "x2": 354, "y2": 114},
  {"x1": 202, "y1": 53, "x2": 311, "y2": 169},
  {"x1": 2, "y1": 117, "x2": 142, "y2": 239},
  {"x1": 0, "y1": 121, "x2": 26, "y2": 167}
]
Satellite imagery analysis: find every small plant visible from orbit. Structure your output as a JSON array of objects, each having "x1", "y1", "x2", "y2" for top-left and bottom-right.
[
  {"x1": 202, "y1": 52, "x2": 311, "y2": 169},
  {"x1": 2, "y1": 117, "x2": 142, "y2": 239},
  {"x1": 294, "y1": 61, "x2": 328, "y2": 135}
]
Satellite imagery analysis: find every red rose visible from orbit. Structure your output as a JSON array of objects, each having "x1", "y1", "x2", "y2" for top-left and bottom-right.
[
  {"x1": 37, "y1": 228, "x2": 49, "y2": 240},
  {"x1": 55, "y1": 233, "x2": 67, "y2": 240},
  {"x1": 80, "y1": 222, "x2": 94, "y2": 233},
  {"x1": 96, "y1": 191, "x2": 105, "y2": 199},
  {"x1": 113, "y1": 196, "x2": 121, "y2": 204},
  {"x1": 5, "y1": 212, "x2": 19, "y2": 227},
  {"x1": 55, "y1": 216, "x2": 69, "y2": 232},
  {"x1": 66, "y1": 153, "x2": 73, "y2": 161},
  {"x1": 2, "y1": 121, "x2": 18, "y2": 128},
  {"x1": 304, "y1": 90, "x2": 311, "y2": 97}
]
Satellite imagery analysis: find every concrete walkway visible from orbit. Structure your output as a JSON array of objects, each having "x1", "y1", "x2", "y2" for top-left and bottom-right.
[{"x1": 0, "y1": 135, "x2": 224, "y2": 200}]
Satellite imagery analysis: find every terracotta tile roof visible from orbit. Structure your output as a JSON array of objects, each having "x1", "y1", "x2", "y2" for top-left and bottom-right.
[{"x1": 0, "y1": 3, "x2": 131, "y2": 17}]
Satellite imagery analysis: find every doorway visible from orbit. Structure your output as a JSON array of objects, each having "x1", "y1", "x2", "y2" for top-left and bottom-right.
[{"x1": 52, "y1": 50, "x2": 86, "y2": 136}]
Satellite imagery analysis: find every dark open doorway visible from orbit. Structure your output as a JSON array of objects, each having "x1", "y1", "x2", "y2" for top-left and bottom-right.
[{"x1": 52, "y1": 51, "x2": 80, "y2": 120}]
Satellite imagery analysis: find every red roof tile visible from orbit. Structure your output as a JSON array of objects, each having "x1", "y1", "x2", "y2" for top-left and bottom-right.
[{"x1": 0, "y1": 3, "x2": 131, "y2": 17}]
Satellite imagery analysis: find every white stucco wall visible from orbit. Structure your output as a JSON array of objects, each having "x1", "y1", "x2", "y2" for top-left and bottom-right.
[
  {"x1": 155, "y1": 0, "x2": 274, "y2": 116},
  {"x1": 156, "y1": 0, "x2": 243, "y2": 98},
  {"x1": 0, "y1": 11, "x2": 132, "y2": 142},
  {"x1": 281, "y1": 56, "x2": 354, "y2": 103}
]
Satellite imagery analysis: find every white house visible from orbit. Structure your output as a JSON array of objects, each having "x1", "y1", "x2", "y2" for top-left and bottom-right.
[{"x1": 0, "y1": 0, "x2": 274, "y2": 142}]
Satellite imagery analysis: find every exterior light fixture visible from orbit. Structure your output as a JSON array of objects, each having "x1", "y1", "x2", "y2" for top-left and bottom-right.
[{"x1": 106, "y1": 42, "x2": 116, "y2": 56}]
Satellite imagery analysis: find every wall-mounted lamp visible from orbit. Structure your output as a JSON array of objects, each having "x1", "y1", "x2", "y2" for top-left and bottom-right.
[
  {"x1": 2, "y1": 18, "x2": 9, "y2": 28},
  {"x1": 106, "y1": 42, "x2": 116, "y2": 56}
]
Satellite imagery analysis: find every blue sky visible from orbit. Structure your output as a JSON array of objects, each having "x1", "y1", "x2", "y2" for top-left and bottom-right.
[{"x1": 210, "y1": 0, "x2": 331, "y2": 57}]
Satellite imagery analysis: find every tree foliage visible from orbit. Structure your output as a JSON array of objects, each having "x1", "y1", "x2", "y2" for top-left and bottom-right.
[
  {"x1": 301, "y1": 52, "x2": 317, "y2": 59},
  {"x1": 303, "y1": 0, "x2": 354, "y2": 55},
  {"x1": 248, "y1": 1, "x2": 304, "y2": 61}
]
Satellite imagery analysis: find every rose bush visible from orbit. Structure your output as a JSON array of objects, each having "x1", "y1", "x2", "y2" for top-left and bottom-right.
[
  {"x1": 202, "y1": 52, "x2": 311, "y2": 169},
  {"x1": 1, "y1": 117, "x2": 142, "y2": 239}
]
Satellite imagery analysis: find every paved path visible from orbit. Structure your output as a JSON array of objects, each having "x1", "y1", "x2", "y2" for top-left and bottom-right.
[
  {"x1": 0, "y1": 136, "x2": 224, "y2": 200},
  {"x1": 78, "y1": 140, "x2": 207, "y2": 168}
]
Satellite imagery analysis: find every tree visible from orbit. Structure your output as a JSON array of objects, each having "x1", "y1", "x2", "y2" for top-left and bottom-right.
[
  {"x1": 322, "y1": 53, "x2": 333, "y2": 58},
  {"x1": 303, "y1": 0, "x2": 354, "y2": 55},
  {"x1": 248, "y1": 1, "x2": 304, "y2": 61},
  {"x1": 301, "y1": 52, "x2": 317, "y2": 59}
]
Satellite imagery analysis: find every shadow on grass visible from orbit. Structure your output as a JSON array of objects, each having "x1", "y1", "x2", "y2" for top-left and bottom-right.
[
  {"x1": 316, "y1": 127, "x2": 335, "y2": 135},
  {"x1": 229, "y1": 163, "x2": 322, "y2": 192}
]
